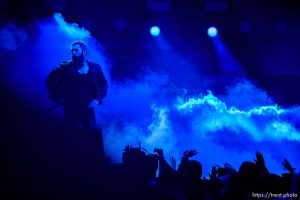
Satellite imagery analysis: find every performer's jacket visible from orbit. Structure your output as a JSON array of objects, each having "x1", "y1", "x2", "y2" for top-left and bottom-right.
[{"x1": 46, "y1": 61, "x2": 108, "y2": 108}]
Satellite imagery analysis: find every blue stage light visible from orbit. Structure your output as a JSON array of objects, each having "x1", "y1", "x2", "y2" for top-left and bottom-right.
[
  {"x1": 150, "y1": 26, "x2": 160, "y2": 36},
  {"x1": 207, "y1": 27, "x2": 218, "y2": 37}
]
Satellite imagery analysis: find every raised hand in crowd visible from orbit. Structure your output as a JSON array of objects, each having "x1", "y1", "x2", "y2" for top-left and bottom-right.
[
  {"x1": 153, "y1": 147, "x2": 178, "y2": 188},
  {"x1": 124, "y1": 145, "x2": 133, "y2": 152},
  {"x1": 169, "y1": 156, "x2": 176, "y2": 170},
  {"x1": 223, "y1": 163, "x2": 235, "y2": 173},
  {"x1": 209, "y1": 166, "x2": 218, "y2": 181},
  {"x1": 218, "y1": 163, "x2": 236, "y2": 178},
  {"x1": 254, "y1": 151, "x2": 269, "y2": 174},
  {"x1": 154, "y1": 148, "x2": 164, "y2": 158},
  {"x1": 178, "y1": 149, "x2": 198, "y2": 177},
  {"x1": 183, "y1": 150, "x2": 197, "y2": 158},
  {"x1": 282, "y1": 158, "x2": 296, "y2": 175},
  {"x1": 254, "y1": 151, "x2": 265, "y2": 166}
]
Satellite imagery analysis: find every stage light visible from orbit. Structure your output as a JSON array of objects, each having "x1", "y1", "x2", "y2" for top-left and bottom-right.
[
  {"x1": 150, "y1": 26, "x2": 160, "y2": 36},
  {"x1": 207, "y1": 27, "x2": 218, "y2": 37}
]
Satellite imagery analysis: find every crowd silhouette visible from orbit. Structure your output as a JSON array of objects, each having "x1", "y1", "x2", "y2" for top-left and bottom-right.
[{"x1": 105, "y1": 144, "x2": 299, "y2": 200}]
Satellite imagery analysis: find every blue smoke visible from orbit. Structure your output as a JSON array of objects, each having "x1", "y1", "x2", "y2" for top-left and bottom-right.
[
  {"x1": 54, "y1": 13, "x2": 90, "y2": 39},
  {"x1": 2, "y1": 13, "x2": 299, "y2": 177},
  {"x1": 0, "y1": 23, "x2": 28, "y2": 51},
  {"x1": 175, "y1": 90, "x2": 299, "y2": 142},
  {"x1": 99, "y1": 76, "x2": 300, "y2": 176}
]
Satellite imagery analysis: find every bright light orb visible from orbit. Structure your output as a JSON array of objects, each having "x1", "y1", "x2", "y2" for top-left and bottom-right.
[
  {"x1": 207, "y1": 27, "x2": 218, "y2": 37},
  {"x1": 150, "y1": 26, "x2": 160, "y2": 36}
]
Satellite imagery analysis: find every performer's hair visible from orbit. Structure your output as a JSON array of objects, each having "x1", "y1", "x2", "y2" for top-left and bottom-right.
[{"x1": 72, "y1": 40, "x2": 87, "y2": 54}]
